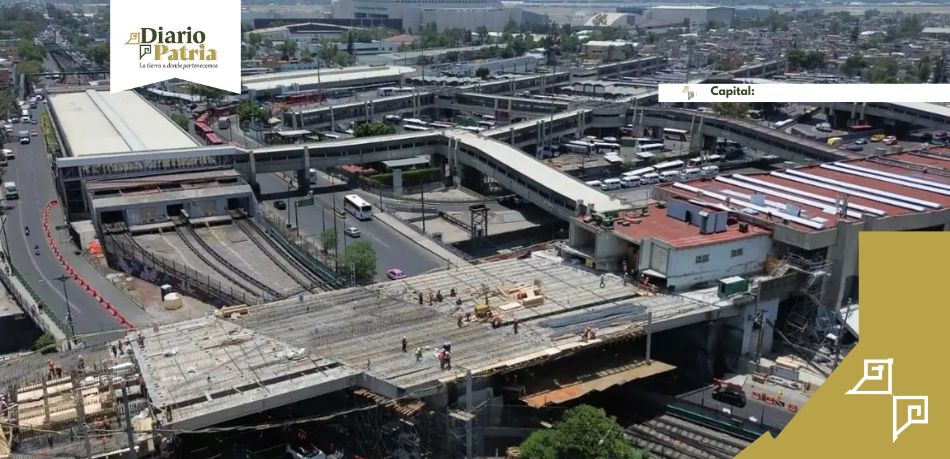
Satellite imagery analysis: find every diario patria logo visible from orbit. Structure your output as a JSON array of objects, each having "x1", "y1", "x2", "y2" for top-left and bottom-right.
[
  {"x1": 125, "y1": 27, "x2": 218, "y2": 68},
  {"x1": 111, "y1": 0, "x2": 240, "y2": 93}
]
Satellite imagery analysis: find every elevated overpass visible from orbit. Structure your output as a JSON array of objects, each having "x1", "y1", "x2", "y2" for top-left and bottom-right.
[
  {"x1": 828, "y1": 101, "x2": 950, "y2": 130},
  {"x1": 637, "y1": 107, "x2": 861, "y2": 163}
]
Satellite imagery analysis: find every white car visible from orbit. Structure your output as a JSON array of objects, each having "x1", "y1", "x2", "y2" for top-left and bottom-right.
[{"x1": 344, "y1": 226, "x2": 361, "y2": 237}]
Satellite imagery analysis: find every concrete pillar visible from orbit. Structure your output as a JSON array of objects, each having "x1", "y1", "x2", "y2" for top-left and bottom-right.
[
  {"x1": 300, "y1": 145, "x2": 311, "y2": 190},
  {"x1": 702, "y1": 135, "x2": 717, "y2": 152},
  {"x1": 329, "y1": 106, "x2": 335, "y2": 132}
]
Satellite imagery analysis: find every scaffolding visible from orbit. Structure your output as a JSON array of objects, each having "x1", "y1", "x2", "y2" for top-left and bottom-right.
[{"x1": 772, "y1": 253, "x2": 838, "y2": 369}]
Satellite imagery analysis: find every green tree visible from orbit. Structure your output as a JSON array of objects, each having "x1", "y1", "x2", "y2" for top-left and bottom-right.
[
  {"x1": 520, "y1": 405, "x2": 647, "y2": 459},
  {"x1": 247, "y1": 32, "x2": 263, "y2": 47},
  {"x1": 803, "y1": 50, "x2": 826, "y2": 71},
  {"x1": 32, "y1": 333, "x2": 58, "y2": 354},
  {"x1": 785, "y1": 48, "x2": 806, "y2": 71},
  {"x1": 841, "y1": 54, "x2": 866, "y2": 77},
  {"x1": 712, "y1": 102, "x2": 749, "y2": 119},
  {"x1": 170, "y1": 112, "x2": 189, "y2": 130},
  {"x1": 15, "y1": 60, "x2": 42, "y2": 84},
  {"x1": 917, "y1": 55, "x2": 932, "y2": 83},
  {"x1": 476, "y1": 26, "x2": 489, "y2": 44},
  {"x1": 320, "y1": 229, "x2": 337, "y2": 254},
  {"x1": 475, "y1": 66, "x2": 491, "y2": 80},
  {"x1": 236, "y1": 100, "x2": 268, "y2": 126},
  {"x1": 87, "y1": 42, "x2": 110, "y2": 67},
  {"x1": 354, "y1": 121, "x2": 396, "y2": 137},
  {"x1": 340, "y1": 241, "x2": 377, "y2": 284},
  {"x1": 280, "y1": 40, "x2": 298, "y2": 60}
]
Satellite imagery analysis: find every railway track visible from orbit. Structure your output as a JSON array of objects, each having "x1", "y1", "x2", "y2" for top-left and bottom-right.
[
  {"x1": 622, "y1": 413, "x2": 750, "y2": 459},
  {"x1": 102, "y1": 230, "x2": 252, "y2": 305},
  {"x1": 173, "y1": 218, "x2": 279, "y2": 301},
  {"x1": 232, "y1": 214, "x2": 327, "y2": 291}
]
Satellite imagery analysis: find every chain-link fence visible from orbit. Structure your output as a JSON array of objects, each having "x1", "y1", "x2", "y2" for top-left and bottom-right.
[{"x1": 258, "y1": 210, "x2": 346, "y2": 289}]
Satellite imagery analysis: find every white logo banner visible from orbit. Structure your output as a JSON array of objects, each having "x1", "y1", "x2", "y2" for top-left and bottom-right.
[
  {"x1": 110, "y1": 0, "x2": 241, "y2": 93},
  {"x1": 660, "y1": 84, "x2": 950, "y2": 103}
]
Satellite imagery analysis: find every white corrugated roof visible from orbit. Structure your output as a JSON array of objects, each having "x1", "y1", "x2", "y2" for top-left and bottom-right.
[
  {"x1": 241, "y1": 66, "x2": 415, "y2": 92},
  {"x1": 49, "y1": 90, "x2": 198, "y2": 157}
]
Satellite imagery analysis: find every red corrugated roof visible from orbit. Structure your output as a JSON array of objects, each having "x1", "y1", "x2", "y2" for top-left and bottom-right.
[{"x1": 612, "y1": 202, "x2": 771, "y2": 249}]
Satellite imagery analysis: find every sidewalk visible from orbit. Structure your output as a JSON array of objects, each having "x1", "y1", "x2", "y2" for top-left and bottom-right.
[{"x1": 373, "y1": 212, "x2": 471, "y2": 267}]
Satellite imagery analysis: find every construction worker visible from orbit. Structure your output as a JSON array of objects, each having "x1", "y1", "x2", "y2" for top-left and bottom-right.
[
  {"x1": 436, "y1": 290, "x2": 443, "y2": 302},
  {"x1": 600, "y1": 274, "x2": 606, "y2": 288},
  {"x1": 418, "y1": 292, "x2": 424, "y2": 305},
  {"x1": 444, "y1": 351, "x2": 452, "y2": 370},
  {"x1": 438, "y1": 350, "x2": 446, "y2": 370},
  {"x1": 77, "y1": 355, "x2": 85, "y2": 371},
  {"x1": 513, "y1": 318, "x2": 519, "y2": 334},
  {"x1": 457, "y1": 315, "x2": 463, "y2": 328},
  {"x1": 492, "y1": 315, "x2": 502, "y2": 329},
  {"x1": 401, "y1": 336, "x2": 408, "y2": 353},
  {"x1": 415, "y1": 347, "x2": 423, "y2": 362},
  {"x1": 111, "y1": 344, "x2": 118, "y2": 358},
  {"x1": 450, "y1": 288, "x2": 456, "y2": 297},
  {"x1": 47, "y1": 359, "x2": 55, "y2": 379}
]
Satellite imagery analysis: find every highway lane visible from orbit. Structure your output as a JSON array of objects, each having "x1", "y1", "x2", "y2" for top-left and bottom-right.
[
  {"x1": 256, "y1": 173, "x2": 444, "y2": 282},
  {"x1": 4, "y1": 107, "x2": 123, "y2": 345}
]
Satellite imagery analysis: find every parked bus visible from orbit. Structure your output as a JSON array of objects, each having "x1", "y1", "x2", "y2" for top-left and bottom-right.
[
  {"x1": 377, "y1": 87, "x2": 414, "y2": 97},
  {"x1": 688, "y1": 154, "x2": 723, "y2": 166},
  {"x1": 663, "y1": 128, "x2": 688, "y2": 141},
  {"x1": 343, "y1": 194, "x2": 373, "y2": 220},
  {"x1": 592, "y1": 142, "x2": 621, "y2": 154},
  {"x1": 636, "y1": 143, "x2": 666, "y2": 154},
  {"x1": 562, "y1": 140, "x2": 592, "y2": 154},
  {"x1": 403, "y1": 124, "x2": 430, "y2": 131},
  {"x1": 653, "y1": 159, "x2": 685, "y2": 171}
]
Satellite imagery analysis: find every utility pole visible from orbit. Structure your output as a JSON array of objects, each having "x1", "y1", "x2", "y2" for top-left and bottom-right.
[
  {"x1": 120, "y1": 383, "x2": 137, "y2": 459},
  {"x1": 55, "y1": 274, "x2": 74, "y2": 349}
]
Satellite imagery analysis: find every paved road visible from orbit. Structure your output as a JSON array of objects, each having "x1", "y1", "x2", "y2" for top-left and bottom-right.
[
  {"x1": 680, "y1": 386, "x2": 798, "y2": 430},
  {"x1": 256, "y1": 173, "x2": 444, "y2": 282},
  {"x1": 4, "y1": 107, "x2": 124, "y2": 345}
]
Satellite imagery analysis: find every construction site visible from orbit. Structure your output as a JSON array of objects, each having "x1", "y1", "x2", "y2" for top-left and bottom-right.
[{"x1": 0, "y1": 254, "x2": 766, "y2": 458}]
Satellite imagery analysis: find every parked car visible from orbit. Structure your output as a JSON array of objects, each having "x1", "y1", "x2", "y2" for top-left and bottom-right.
[
  {"x1": 712, "y1": 388, "x2": 747, "y2": 408},
  {"x1": 883, "y1": 136, "x2": 898, "y2": 145},
  {"x1": 386, "y1": 268, "x2": 406, "y2": 280},
  {"x1": 870, "y1": 134, "x2": 886, "y2": 142},
  {"x1": 273, "y1": 200, "x2": 287, "y2": 210},
  {"x1": 344, "y1": 226, "x2": 361, "y2": 237},
  {"x1": 854, "y1": 138, "x2": 868, "y2": 145}
]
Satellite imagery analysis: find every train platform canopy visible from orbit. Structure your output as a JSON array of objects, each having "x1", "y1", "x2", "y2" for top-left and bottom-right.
[{"x1": 48, "y1": 89, "x2": 199, "y2": 157}]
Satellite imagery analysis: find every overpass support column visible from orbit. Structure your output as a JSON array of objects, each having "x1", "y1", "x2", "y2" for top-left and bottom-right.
[
  {"x1": 330, "y1": 106, "x2": 336, "y2": 132},
  {"x1": 860, "y1": 102, "x2": 867, "y2": 121},
  {"x1": 299, "y1": 145, "x2": 311, "y2": 190},
  {"x1": 248, "y1": 152, "x2": 260, "y2": 196},
  {"x1": 702, "y1": 135, "x2": 716, "y2": 153},
  {"x1": 509, "y1": 127, "x2": 515, "y2": 146}
]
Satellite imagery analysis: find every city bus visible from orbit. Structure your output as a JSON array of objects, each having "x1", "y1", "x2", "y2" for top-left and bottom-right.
[
  {"x1": 429, "y1": 121, "x2": 454, "y2": 129},
  {"x1": 343, "y1": 194, "x2": 373, "y2": 220},
  {"x1": 688, "y1": 154, "x2": 723, "y2": 166},
  {"x1": 562, "y1": 140, "x2": 593, "y2": 154},
  {"x1": 403, "y1": 124, "x2": 430, "y2": 132},
  {"x1": 377, "y1": 87, "x2": 414, "y2": 97},
  {"x1": 663, "y1": 128, "x2": 688, "y2": 141},
  {"x1": 592, "y1": 141, "x2": 621, "y2": 154},
  {"x1": 636, "y1": 143, "x2": 666, "y2": 154},
  {"x1": 402, "y1": 118, "x2": 429, "y2": 128},
  {"x1": 653, "y1": 159, "x2": 685, "y2": 171}
]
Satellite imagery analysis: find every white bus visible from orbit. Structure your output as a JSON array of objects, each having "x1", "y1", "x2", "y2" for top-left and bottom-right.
[
  {"x1": 624, "y1": 166, "x2": 655, "y2": 178},
  {"x1": 636, "y1": 143, "x2": 666, "y2": 154},
  {"x1": 308, "y1": 168, "x2": 318, "y2": 188},
  {"x1": 477, "y1": 120, "x2": 497, "y2": 129},
  {"x1": 459, "y1": 126, "x2": 484, "y2": 133},
  {"x1": 403, "y1": 124, "x2": 430, "y2": 131},
  {"x1": 377, "y1": 87, "x2": 414, "y2": 97},
  {"x1": 592, "y1": 142, "x2": 621, "y2": 154},
  {"x1": 653, "y1": 159, "x2": 685, "y2": 171},
  {"x1": 343, "y1": 194, "x2": 373, "y2": 220},
  {"x1": 402, "y1": 118, "x2": 429, "y2": 128},
  {"x1": 562, "y1": 140, "x2": 592, "y2": 154},
  {"x1": 688, "y1": 154, "x2": 723, "y2": 166},
  {"x1": 429, "y1": 121, "x2": 454, "y2": 129},
  {"x1": 663, "y1": 128, "x2": 688, "y2": 141}
]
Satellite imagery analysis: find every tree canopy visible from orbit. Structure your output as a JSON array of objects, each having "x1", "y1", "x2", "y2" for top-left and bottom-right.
[
  {"x1": 712, "y1": 102, "x2": 750, "y2": 119},
  {"x1": 519, "y1": 405, "x2": 647, "y2": 459},
  {"x1": 339, "y1": 241, "x2": 377, "y2": 284},
  {"x1": 354, "y1": 121, "x2": 396, "y2": 138}
]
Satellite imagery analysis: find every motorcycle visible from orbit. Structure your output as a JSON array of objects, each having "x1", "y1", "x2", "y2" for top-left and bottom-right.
[
  {"x1": 24, "y1": 226, "x2": 30, "y2": 236},
  {"x1": 33, "y1": 245, "x2": 39, "y2": 256}
]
